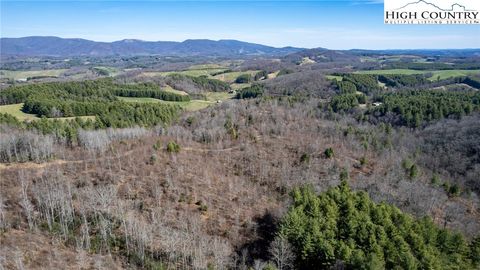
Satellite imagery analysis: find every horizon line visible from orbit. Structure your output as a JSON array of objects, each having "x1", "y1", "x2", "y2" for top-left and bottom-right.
[{"x1": 1, "y1": 36, "x2": 480, "y2": 51}]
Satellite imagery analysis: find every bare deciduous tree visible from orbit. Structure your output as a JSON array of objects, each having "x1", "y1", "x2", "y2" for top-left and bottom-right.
[
  {"x1": 19, "y1": 175, "x2": 35, "y2": 230},
  {"x1": 269, "y1": 235, "x2": 295, "y2": 270}
]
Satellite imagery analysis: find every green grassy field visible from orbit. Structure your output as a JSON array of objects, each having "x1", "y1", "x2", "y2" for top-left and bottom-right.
[
  {"x1": 231, "y1": 83, "x2": 251, "y2": 90},
  {"x1": 143, "y1": 68, "x2": 228, "y2": 78},
  {"x1": 0, "y1": 103, "x2": 39, "y2": 121},
  {"x1": 187, "y1": 64, "x2": 227, "y2": 70},
  {"x1": 118, "y1": 91, "x2": 234, "y2": 111},
  {"x1": 354, "y1": 69, "x2": 480, "y2": 80},
  {"x1": 92, "y1": 66, "x2": 119, "y2": 76},
  {"x1": 267, "y1": 71, "x2": 280, "y2": 79},
  {"x1": 0, "y1": 69, "x2": 68, "y2": 80},
  {"x1": 325, "y1": 75, "x2": 343, "y2": 81},
  {"x1": 205, "y1": 92, "x2": 235, "y2": 102},
  {"x1": 118, "y1": 96, "x2": 212, "y2": 111},
  {"x1": 117, "y1": 97, "x2": 162, "y2": 103},
  {"x1": 212, "y1": 70, "x2": 259, "y2": 83},
  {"x1": 0, "y1": 103, "x2": 95, "y2": 121},
  {"x1": 163, "y1": 85, "x2": 189, "y2": 96}
]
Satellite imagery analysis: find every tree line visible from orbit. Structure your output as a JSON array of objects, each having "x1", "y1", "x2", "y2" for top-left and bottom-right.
[
  {"x1": 236, "y1": 85, "x2": 264, "y2": 99},
  {"x1": 378, "y1": 74, "x2": 428, "y2": 87}
]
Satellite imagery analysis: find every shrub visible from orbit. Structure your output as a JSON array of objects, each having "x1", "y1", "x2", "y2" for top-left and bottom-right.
[
  {"x1": 448, "y1": 184, "x2": 461, "y2": 197},
  {"x1": 196, "y1": 200, "x2": 208, "y2": 212},
  {"x1": 340, "y1": 168, "x2": 349, "y2": 181},
  {"x1": 409, "y1": 164, "x2": 419, "y2": 179},
  {"x1": 359, "y1": 156, "x2": 367, "y2": 166},
  {"x1": 300, "y1": 153, "x2": 310, "y2": 164},
  {"x1": 324, "y1": 147, "x2": 334, "y2": 159},
  {"x1": 224, "y1": 117, "x2": 238, "y2": 139},
  {"x1": 402, "y1": 158, "x2": 414, "y2": 170},
  {"x1": 166, "y1": 141, "x2": 180, "y2": 153},
  {"x1": 149, "y1": 153, "x2": 158, "y2": 164},
  {"x1": 235, "y1": 74, "x2": 252, "y2": 83},
  {"x1": 153, "y1": 140, "x2": 161, "y2": 150}
]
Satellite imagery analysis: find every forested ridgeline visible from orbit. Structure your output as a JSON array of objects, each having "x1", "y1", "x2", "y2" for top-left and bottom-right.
[
  {"x1": 0, "y1": 78, "x2": 189, "y2": 117},
  {"x1": 377, "y1": 74, "x2": 428, "y2": 87},
  {"x1": 279, "y1": 183, "x2": 480, "y2": 269},
  {"x1": 166, "y1": 73, "x2": 231, "y2": 93},
  {"x1": 330, "y1": 73, "x2": 480, "y2": 128},
  {"x1": 331, "y1": 89, "x2": 480, "y2": 127},
  {"x1": 385, "y1": 61, "x2": 480, "y2": 70},
  {"x1": 261, "y1": 70, "x2": 334, "y2": 97},
  {"x1": 334, "y1": 73, "x2": 480, "y2": 93},
  {"x1": 370, "y1": 90, "x2": 480, "y2": 128}
]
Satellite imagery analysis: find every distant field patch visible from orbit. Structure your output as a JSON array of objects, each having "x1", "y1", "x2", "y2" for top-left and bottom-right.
[
  {"x1": 0, "y1": 103, "x2": 39, "y2": 121},
  {"x1": 359, "y1": 57, "x2": 380, "y2": 63},
  {"x1": 188, "y1": 64, "x2": 227, "y2": 70},
  {"x1": 325, "y1": 75, "x2": 343, "y2": 81},
  {"x1": 205, "y1": 92, "x2": 235, "y2": 102},
  {"x1": 231, "y1": 83, "x2": 251, "y2": 90},
  {"x1": 118, "y1": 96, "x2": 211, "y2": 111},
  {"x1": 300, "y1": 57, "x2": 316, "y2": 65},
  {"x1": 117, "y1": 97, "x2": 162, "y2": 103},
  {"x1": 142, "y1": 68, "x2": 228, "y2": 78},
  {"x1": 0, "y1": 69, "x2": 67, "y2": 80},
  {"x1": 92, "y1": 66, "x2": 119, "y2": 76},
  {"x1": 0, "y1": 103, "x2": 95, "y2": 121},
  {"x1": 213, "y1": 70, "x2": 259, "y2": 83},
  {"x1": 163, "y1": 85, "x2": 188, "y2": 96},
  {"x1": 354, "y1": 69, "x2": 480, "y2": 80},
  {"x1": 267, "y1": 71, "x2": 280, "y2": 79},
  {"x1": 118, "y1": 91, "x2": 233, "y2": 111}
]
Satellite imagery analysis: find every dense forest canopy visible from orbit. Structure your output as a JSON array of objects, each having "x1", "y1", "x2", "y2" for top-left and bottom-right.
[
  {"x1": 279, "y1": 183, "x2": 480, "y2": 269},
  {"x1": 371, "y1": 90, "x2": 480, "y2": 127}
]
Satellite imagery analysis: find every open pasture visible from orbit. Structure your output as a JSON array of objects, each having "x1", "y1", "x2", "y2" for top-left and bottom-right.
[{"x1": 354, "y1": 69, "x2": 480, "y2": 80}]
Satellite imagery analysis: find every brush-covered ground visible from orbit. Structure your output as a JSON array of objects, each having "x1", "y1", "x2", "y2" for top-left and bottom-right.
[
  {"x1": 1, "y1": 97, "x2": 479, "y2": 269},
  {"x1": 1, "y1": 53, "x2": 480, "y2": 269}
]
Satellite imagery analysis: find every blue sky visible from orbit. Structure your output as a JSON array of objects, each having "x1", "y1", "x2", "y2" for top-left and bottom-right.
[{"x1": 1, "y1": 0, "x2": 479, "y2": 49}]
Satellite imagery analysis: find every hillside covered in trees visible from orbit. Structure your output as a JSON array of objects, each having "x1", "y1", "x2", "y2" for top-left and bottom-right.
[
  {"x1": 1, "y1": 50, "x2": 480, "y2": 269},
  {"x1": 279, "y1": 183, "x2": 479, "y2": 269}
]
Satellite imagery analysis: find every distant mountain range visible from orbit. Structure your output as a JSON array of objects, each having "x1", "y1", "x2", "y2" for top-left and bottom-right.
[
  {"x1": 1, "y1": 36, "x2": 479, "y2": 58},
  {"x1": 0, "y1": 36, "x2": 302, "y2": 57},
  {"x1": 348, "y1": 49, "x2": 480, "y2": 57}
]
